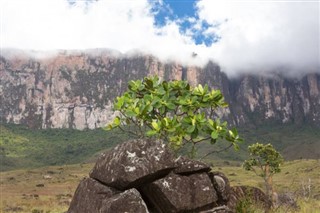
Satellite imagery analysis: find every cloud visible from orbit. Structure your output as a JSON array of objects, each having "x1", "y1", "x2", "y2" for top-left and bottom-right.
[
  {"x1": 0, "y1": 0, "x2": 319, "y2": 76},
  {"x1": 196, "y1": 0, "x2": 320, "y2": 76}
]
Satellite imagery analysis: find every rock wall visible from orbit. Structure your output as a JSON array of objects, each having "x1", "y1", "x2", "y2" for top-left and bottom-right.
[{"x1": 1, "y1": 50, "x2": 319, "y2": 129}]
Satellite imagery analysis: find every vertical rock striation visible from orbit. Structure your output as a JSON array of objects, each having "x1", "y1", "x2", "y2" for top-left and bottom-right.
[{"x1": 1, "y1": 50, "x2": 319, "y2": 129}]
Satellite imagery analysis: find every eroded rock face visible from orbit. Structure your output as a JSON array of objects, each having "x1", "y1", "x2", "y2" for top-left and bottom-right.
[
  {"x1": 67, "y1": 178, "x2": 119, "y2": 213},
  {"x1": 173, "y1": 156, "x2": 211, "y2": 175},
  {"x1": 209, "y1": 171, "x2": 231, "y2": 204},
  {"x1": 100, "y1": 188, "x2": 149, "y2": 213},
  {"x1": 1, "y1": 50, "x2": 319, "y2": 129},
  {"x1": 90, "y1": 138, "x2": 176, "y2": 190},
  {"x1": 141, "y1": 172, "x2": 218, "y2": 213}
]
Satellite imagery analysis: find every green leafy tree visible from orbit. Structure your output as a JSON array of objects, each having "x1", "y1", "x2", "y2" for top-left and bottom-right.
[
  {"x1": 107, "y1": 76, "x2": 242, "y2": 157},
  {"x1": 243, "y1": 143, "x2": 284, "y2": 205}
]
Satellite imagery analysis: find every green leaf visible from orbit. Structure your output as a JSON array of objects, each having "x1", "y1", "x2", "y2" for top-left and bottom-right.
[
  {"x1": 105, "y1": 124, "x2": 113, "y2": 131},
  {"x1": 126, "y1": 110, "x2": 137, "y2": 117},
  {"x1": 166, "y1": 102, "x2": 176, "y2": 110},
  {"x1": 211, "y1": 131, "x2": 219, "y2": 139},
  {"x1": 186, "y1": 125, "x2": 195, "y2": 133},
  {"x1": 114, "y1": 116, "x2": 121, "y2": 126},
  {"x1": 146, "y1": 130, "x2": 158, "y2": 136},
  {"x1": 151, "y1": 121, "x2": 160, "y2": 131}
]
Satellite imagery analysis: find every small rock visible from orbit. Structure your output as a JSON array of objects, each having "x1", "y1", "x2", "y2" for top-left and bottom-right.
[
  {"x1": 208, "y1": 171, "x2": 231, "y2": 204},
  {"x1": 43, "y1": 175, "x2": 52, "y2": 180}
]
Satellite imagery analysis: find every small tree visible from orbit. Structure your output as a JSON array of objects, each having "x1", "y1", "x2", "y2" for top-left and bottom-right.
[
  {"x1": 243, "y1": 143, "x2": 284, "y2": 205},
  {"x1": 107, "y1": 76, "x2": 242, "y2": 157}
]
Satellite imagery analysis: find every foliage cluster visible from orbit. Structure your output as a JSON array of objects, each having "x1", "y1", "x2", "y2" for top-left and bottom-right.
[
  {"x1": 108, "y1": 76, "x2": 242, "y2": 155},
  {"x1": 243, "y1": 143, "x2": 284, "y2": 176},
  {"x1": 243, "y1": 143, "x2": 284, "y2": 205}
]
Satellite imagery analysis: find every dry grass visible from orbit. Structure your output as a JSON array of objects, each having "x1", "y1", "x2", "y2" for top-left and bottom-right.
[
  {"x1": 1, "y1": 164, "x2": 92, "y2": 213},
  {"x1": 1, "y1": 160, "x2": 319, "y2": 212},
  {"x1": 216, "y1": 159, "x2": 320, "y2": 213}
]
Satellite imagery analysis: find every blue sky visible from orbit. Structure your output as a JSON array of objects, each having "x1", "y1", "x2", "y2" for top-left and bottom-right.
[
  {"x1": 152, "y1": 0, "x2": 217, "y2": 46},
  {"x1": 1, "y1": 0, "x2": 319, "y2": 75}
]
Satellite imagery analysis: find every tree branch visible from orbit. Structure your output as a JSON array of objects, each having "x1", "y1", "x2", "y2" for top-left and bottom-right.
[{"x1": 200, "y1": 144, "x2": 233, "y2": 160}]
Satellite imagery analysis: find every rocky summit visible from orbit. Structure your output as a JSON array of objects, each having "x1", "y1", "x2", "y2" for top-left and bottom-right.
[
  {"x1": 1, "y1": 49, "x2": 319, "y2": 129},
  {"x1": 68, "y1": 138, "x2": 270, "y2": 213}
]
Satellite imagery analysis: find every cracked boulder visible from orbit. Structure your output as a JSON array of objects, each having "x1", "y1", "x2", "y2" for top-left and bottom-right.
[
  {"x1": 90, "y1": 138, "x2": 176, "y2": 190},
  {"x1": 141, "y1": 172, "x2": 218, "y2": 213},
  {"x1": 67, "y1": 178, "x2": 119, "y2": 213}
]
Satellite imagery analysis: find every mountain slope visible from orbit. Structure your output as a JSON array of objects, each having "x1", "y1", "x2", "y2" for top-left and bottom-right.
[{"x1": 1, "y1": 49, "x2": 319, "y2": 129}]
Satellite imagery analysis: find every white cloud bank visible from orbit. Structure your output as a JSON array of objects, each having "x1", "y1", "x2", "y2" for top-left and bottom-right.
[
  {"x1": 0, "y1": 0, "x2": 319, "y2": 76},
  {"x1": 197, "y1": 0, "x2": 320, "y2": 75}
]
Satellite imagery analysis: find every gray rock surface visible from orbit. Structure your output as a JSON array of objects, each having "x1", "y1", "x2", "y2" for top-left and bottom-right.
[
  {"x1": 141, "y1": 172, "x2": 218, "y2": 213},
  {"x1": 100, "y1": 188, "x2": 149, "y2": 213},
  {"x1": 173, "y1": 156, "x2": 211, "y2": 175},
  {"x1": 67, "y1": 177, "x2": 119, "y2": 213},
  {"x1": 69, "y1": 139, "x2": 236, "y2": 213},
  {"x1": 90, "y1": 138, "x2": 176, "y2": 190},
  {"x1": 2, "y1": 50, "x2": 320, "y2": 130},
  {"x1": 227, "y1": 186, "x2": 272, "y2": 211},
  {"x1": 209, "y1": 171, "x2": 231, "y2": 204}
]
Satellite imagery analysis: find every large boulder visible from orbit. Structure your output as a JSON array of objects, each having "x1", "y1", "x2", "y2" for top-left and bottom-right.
[
  {"x1": 69, "y1": 138, "x2": 233, "y2": 213},
  {"x1": 100, "y1": 188, "x2": 149, "y2": 213},
  {"x1": 67, "y1": 178, "x2": 119, "y2": 213},
  {"x1": 90, "y1": 138, "x2": 176, "y2": 190},
  {"x1": 141, "y1": 172, "x2": 218, "y2": 213}
]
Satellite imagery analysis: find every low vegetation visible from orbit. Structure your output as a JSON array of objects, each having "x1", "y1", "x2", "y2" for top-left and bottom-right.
[
  {"x1": 0, "y1": 124, "x2": 130, "y2": 171},
  {"x1": 217, "y1": 159, "x2": 320, "y2": 213},
  {"x1": 1, "y1": 123, "x2": 319, "y2": 172}
]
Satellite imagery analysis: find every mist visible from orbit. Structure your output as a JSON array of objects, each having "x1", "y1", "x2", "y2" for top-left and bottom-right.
[{"x1": 1, "y1": 0, "x2": 319, "y2": 76}]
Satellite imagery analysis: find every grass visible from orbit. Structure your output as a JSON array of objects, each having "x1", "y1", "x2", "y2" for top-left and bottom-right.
[
  {"x1": 214, "y1": 159, "x2": 320, "y2": 213},
  {"x1": 0, "y1": 124, "x2": 131, "y2": 171},
  {"x1": 196, "y1": 124, "x2": 320, "y2": 162},
  {"x1": 1, "y1": 160, "x2": 319, "y2": 212},
  {"x1": 0, "y1": 164, "x2": 92, "y2": 213},
  {"x1": 1, "y1": 123, "x2": 319, "y2": 171}
]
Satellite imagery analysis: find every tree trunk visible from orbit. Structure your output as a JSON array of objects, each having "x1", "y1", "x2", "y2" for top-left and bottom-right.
[{"x1": 265, "y1": 165, "x2": 276, "y2": 207}]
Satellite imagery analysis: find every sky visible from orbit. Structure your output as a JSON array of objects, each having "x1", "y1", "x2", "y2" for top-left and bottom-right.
[{"x1": 0, "y1": 0, "x2": 319, "y2": 76}]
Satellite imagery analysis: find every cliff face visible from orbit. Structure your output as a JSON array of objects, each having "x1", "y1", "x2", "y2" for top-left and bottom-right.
[{"x1": 1, "y1": 50, "x2": 319, "y2": 129}]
